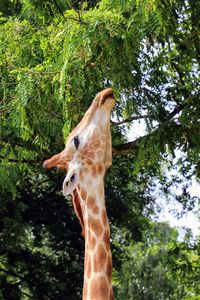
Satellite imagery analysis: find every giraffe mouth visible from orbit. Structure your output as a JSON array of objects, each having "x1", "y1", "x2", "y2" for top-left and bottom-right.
[
  {"x1": 99, "y1": 88, "x2": 115, "y2": 105},
  {"x1": 100, "y1": 93, "x2": 115, "y2": 105}
]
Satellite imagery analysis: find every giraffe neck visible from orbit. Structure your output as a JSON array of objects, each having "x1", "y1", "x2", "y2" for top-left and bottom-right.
[{"x1": 77, "y1": 168, "x2": 114, "y2": 300}]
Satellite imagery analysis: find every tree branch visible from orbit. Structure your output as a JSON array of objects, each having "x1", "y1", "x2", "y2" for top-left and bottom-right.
[
  {"x1": 7, "y1": 65, "x2": 60, "y2": 76},
  {"x1": 111, "y1": 114, "x2": 147, "y2": 126},
  {"x1": 112, "y1": 139, "x2": 141, "y2": 156},
  {"x1": 168, "y1": 103, "x2": 185, "y2": 120},
  {"x1": 0, "y1": 100, "x2": 188, "y2": 159},
  {"x1": 75, "y1": 10, "x2": 87, "y2": 25},
  {"x1": 16, "y1": 69, "x2": 60, "y2": 76},
  {"x1": 112, "y1": 102, "x2": 187, "y2": 156}
]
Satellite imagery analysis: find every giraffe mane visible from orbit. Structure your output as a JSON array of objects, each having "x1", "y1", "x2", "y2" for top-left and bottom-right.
[{"x1": 72, "y1": 189, "x2": 85, "y2": 237}]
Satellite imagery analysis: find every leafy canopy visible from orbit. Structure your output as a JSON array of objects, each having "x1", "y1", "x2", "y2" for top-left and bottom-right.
[{"x1": 0, "y1": 0, "x2": 199, "y2": 299}]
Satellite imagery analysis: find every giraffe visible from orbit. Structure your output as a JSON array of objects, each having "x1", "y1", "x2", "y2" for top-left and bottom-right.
[{"x1": 43, "y1": 88, "x2": 115, "y2": 300}]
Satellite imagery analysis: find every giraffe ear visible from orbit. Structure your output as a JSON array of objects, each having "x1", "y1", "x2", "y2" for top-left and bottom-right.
[{"x1": 62, "y1": 166, "x2": 80, "y2": 196}]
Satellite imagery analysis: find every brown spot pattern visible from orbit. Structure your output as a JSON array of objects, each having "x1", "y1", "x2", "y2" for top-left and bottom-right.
[
  {"x1": 88, "y1": 216, "x2": 103, "y2": 237},
  {"x1": 87, "y1": 196, "x2": 100, "y2": 215},
  {"x1": 87, "y1": 196, "x2": 95, "y2": 209},
  {"x1": 72, "y1": 190, "x2": 85, "y2": 237},
  {"x1": 86, "y1": 159, "x2": 93, "y2": 165},
  {"x1": 109, "y1": 288, "x2": 114, "y2": 300},
  {"x1": 91, "y1": 165, "x2": 97, "y2": 176},
  {"x1": 102, "y1": 208, "x2": 108, "y2": 227},
  {"x1": 93, "y1": 206, "x2": 99, "y2": 215},
  {"x1": 89, "y1": 276, "x2": 109, "y2": 300},
  {"x1": 106, "y1": 255, "x2": 113, "y2": 282},
  {"x1": 87, "y1": 151, "x2": 95, "y2": 160},
  {"x1": 88, "y1": 232, "x2": 97, "y2": 251},
  {"x1": 98, "y1": 185, "x2": 104, "y2": 198},
  {"x1": 81, "y1": 188, "x2": 87, "y2": 200},
  {"x1": 103, "y1": 229, "x2": 110, "y2": 251},
  {"x1": 90, "y1": 139, "x2": 101, "y2": 150},
  {"x1": 80, "y1": 149, "x2": 88, "y2": 157},
  {"x1": 93, "y1": 244, "x2": 107, "y2": 273},
  {"x1": 98, "y1": 164, "x2": 104, "y2": 174},
  {"x1": 87, "y1": 256, "x2": 92, "y2": 278}
]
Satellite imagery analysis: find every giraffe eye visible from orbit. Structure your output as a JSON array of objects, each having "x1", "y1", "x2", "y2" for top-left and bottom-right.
[{"x1": 74, "y1": 136, "x2": 80, "y2": 150}]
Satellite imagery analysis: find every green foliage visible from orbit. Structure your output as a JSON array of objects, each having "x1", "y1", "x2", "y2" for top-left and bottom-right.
[
  {"x1": 114, "y1": 222, "x2": 200, "y2": 300},
  {"x1": 0, "y1": 0, "x2": 199, "y2": 298}
]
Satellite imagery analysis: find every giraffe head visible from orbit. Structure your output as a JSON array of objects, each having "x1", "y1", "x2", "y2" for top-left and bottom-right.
[{"x1": 43, "y1": 88, "x2": 115, "y2": 197}]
